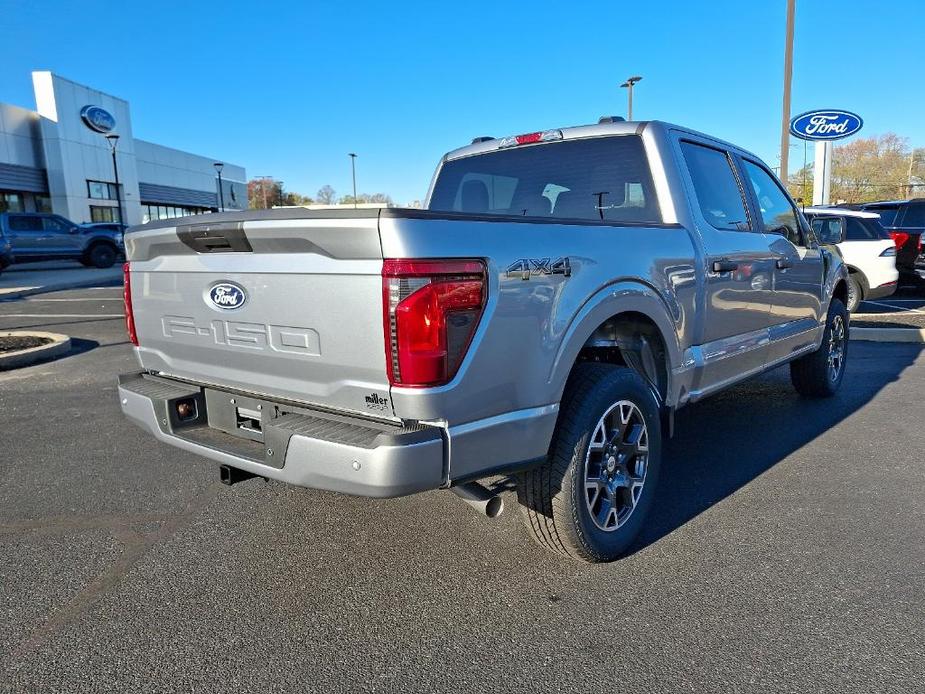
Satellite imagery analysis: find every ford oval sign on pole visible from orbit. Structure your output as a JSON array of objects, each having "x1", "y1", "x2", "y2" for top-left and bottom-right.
[
  {"x1": 79, "y1": 105, "x2": 116, "y2": 134},
  {"x1": 789, "y1": 109, "x2": 863, "y2": 141},
  {"x1": 789, "y1": 109, "x2": 863, "y2": 206}
]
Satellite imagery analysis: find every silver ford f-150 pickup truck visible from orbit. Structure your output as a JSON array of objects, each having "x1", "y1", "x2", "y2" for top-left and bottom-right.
[{"x1": 118, "y1": 119, "x2": 849, "y2": 562}]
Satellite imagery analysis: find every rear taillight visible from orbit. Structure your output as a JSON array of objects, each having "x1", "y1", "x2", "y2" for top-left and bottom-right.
[
  {"x1": 382, "y1": 259, "x2": 486, "y2": 387},
  {"x1": 889, "y1": 231, "x2": 910, "y2": 250},
  {"x1": 123, "y1": 262, "x2": 138, "y2": 346}
]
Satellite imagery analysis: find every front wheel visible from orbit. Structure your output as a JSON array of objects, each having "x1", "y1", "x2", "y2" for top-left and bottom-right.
[
  {"x1": 517, "y1": 364, "x2": 662, "y2": 563},
  {"x1": 790, "y1": 297, "x2": 848, "y2": 397}
]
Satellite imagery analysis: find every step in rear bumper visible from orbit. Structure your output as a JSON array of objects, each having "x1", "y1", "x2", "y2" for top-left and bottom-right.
[{"x1": 117, "y1": 372, "x2": 445, "y2": 498}]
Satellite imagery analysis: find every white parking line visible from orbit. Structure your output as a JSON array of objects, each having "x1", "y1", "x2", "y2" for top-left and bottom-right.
[
  {"x1": 0, "y1": 314, "x2": 124, "y2": 318},
  {"x1": 863, "y1": 300, "x2": 925, "y2": 314},
  {"x1": 864, "y1": 299, "x2": 925, "y2": 303}
]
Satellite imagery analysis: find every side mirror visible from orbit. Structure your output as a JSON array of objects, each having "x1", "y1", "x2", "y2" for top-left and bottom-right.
[
  {"x1": 818, "y1": 227, "x2": 842, "y2": 245},
  {"x1": 69, "y1": 226, "x2": 80, "y2": 234}
]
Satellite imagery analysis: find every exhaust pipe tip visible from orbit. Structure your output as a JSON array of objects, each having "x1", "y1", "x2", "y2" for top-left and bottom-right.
[
  {"x1": 484, "y1": 494, "x2": 504, "y2": 519},
  {"x1": 451, "y1": 481, "x2": 504, "y2": 519}
]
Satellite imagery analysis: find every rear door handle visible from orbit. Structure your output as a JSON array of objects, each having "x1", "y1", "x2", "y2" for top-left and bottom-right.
[
  {"x1": 776, "y1": 257, "x2": 793, "y2": 269},
  {"x1": 711, "y1": 260, "x2": 739, "y2": 273}
]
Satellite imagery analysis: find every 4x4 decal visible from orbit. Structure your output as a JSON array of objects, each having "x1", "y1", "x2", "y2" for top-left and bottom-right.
[{"x1": 505, "y1": 257, "x2": 571, "y2": 280}]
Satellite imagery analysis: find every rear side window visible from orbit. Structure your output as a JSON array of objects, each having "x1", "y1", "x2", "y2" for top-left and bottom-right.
[
  {"x1": 866, "y1": 205, "x2": 898, "y2": 226},
  {"x1": 901, "y1": 203, "x2": 925, "y2": 227},
  {"x1": 7, "y1": 215, "x2": 42, "y2": 232},
  {"x1": 429, "y1": 136, "x2": 661, "y2": 223},
  {"x1": 680, "y1": 142, "x2": 750, "y2": 231},
  {"x1": 845, "y1": 217, "x2": 890, "y2": 240}
]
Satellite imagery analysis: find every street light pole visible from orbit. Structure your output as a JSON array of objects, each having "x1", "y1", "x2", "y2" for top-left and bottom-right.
[
  {"x1": 104, "y1": 134, "x2": 125, "y2": 228},
  {"x1": 214, "y1": 162, "x2": 225, "y2": 212},
  {"x1": 619, "y1": 75, "x2": 643, "y2": 120},
  {"x1": 779, "y1": 0, "x2": 796, "y2": 184},
  {"x1": 348, "y1": 153, "x2": 358, "y2": 209}
]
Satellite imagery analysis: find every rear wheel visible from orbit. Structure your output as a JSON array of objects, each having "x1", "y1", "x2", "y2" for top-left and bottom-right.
[
  {"x1": 517, "y1": 363, "x2": 662, "y2": 563},
  {"x1": 87, "y1": 243, "x2": 117, "y2": 269},
  {"x1": 847, "y1": 274, "x2": 862, "y2": 312},
  {"x1": 790, "y1": 298, "x2": 848, "y2": 397}
]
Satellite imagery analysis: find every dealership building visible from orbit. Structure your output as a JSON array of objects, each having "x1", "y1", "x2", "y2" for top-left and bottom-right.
[{"x1": 0, "y1": 71, "x2": 246, "y2": 226}]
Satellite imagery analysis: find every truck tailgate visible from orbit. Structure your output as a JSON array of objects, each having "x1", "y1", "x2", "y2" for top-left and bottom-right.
[{"x1": 125, "y1": 213, "x2": 393, "y2": 419}]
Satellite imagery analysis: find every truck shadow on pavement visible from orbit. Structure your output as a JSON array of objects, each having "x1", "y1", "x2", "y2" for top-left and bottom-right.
[{"x1": 632, "y1": 342, "x2": 923, "y2": 554}]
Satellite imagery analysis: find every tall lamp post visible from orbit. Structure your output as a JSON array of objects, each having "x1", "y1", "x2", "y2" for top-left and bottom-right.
[
  {"x1": 620, "y1": 75, "x2": 643, "y2": 120},
  {"x1": 779, "y1": 0, "x2": 796, "y2": 183},
  {"x1": 104, "y1": 134, "x2": 125, "y2": 228},
  {"x1": 214, "y1": 162, "x2": 225, "y2": 212},
  {"x1": 348, "y1": 153, "x2": 358, "y2": 209}
]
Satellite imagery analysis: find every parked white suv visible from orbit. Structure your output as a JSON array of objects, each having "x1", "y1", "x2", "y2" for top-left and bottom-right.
[{"x1": 804, "y1": 207, "x2": 898, "y2": 311}]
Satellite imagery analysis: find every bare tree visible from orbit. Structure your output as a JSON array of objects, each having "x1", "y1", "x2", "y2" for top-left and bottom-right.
[
  {"x1": 787, "y1": 132, "x2": 925, "y2": 203},
  {"x1": 316, "y1": 185, "x2": 337, "y2": 205}
]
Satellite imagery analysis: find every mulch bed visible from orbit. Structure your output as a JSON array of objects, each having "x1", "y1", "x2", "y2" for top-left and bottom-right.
[{"x1": 0, "y1": 335, "x2": 53, "y2": 354}]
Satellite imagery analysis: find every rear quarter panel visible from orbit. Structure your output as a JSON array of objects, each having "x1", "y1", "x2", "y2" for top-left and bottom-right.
[{"x1": 379, "y1": 215, "x2": 699, "y2": 426}]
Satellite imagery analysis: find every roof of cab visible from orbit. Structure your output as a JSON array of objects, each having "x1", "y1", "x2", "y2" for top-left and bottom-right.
[
  {"x1": 443, "y1": 119, "x2": 761, "y2": 163},
  {"x1": 803, "y1": 206, "x2": 881, "y2": 219}
]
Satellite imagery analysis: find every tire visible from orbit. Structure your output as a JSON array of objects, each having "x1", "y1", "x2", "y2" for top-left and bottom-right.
[
  {"x1": 87, "y1": 243, "x2": 117, "y2": 269},
  {"x1": 847, "y1": 274, "x2": 862, "y2": 312},
  {"x1": 790, "y1": 298, "x2": 848, "y2": 398},
  {"x1": 517, "y1": 363, "x2": 662, "y2": 563}
]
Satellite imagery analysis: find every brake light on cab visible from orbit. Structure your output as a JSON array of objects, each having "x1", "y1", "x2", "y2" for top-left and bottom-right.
[
  {"x1": 123, "y1": 262, "x2": 138, "y2": 346},
  {"x1": 498, "y1": 130, "x2": 563, "y2": 149},
  {"x1": 382, "y1": 259, "x2": 486, "y2": 387}
]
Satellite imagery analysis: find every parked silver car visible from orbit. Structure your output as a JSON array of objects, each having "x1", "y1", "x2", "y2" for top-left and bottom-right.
[{"x1": 118, "y1": 119, "x2": 849, "y2": 562}]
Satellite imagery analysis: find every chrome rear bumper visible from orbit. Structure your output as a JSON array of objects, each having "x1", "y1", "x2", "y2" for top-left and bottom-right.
[{"x1": 118, "y1": 372, "x2": 444, "y2": 498}]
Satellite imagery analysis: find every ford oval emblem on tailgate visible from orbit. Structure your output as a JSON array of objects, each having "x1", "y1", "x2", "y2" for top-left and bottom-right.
[{"x1": 208, "y1": 282, "x2": 247, "y2": 310}]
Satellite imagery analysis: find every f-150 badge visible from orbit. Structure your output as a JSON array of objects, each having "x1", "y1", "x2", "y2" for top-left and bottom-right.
[{"x1": 505, "y1": 257, "x2": 571, "y2": 280}]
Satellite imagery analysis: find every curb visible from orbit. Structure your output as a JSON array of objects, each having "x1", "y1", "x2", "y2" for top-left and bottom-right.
[
  {"x1": 850, "y1": 327, "x2": 925, "y2": 343},
  {"x1": 0, "y1": 274, "x2": 122, "y2": 301},
  {"x1": 0, "y1": 331, "x2": 72, "y2": 370}
]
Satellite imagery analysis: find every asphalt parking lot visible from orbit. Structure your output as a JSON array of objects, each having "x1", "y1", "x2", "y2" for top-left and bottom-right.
[{"x1": 1, "y1": 285, "x2": 923, "y2": 693}]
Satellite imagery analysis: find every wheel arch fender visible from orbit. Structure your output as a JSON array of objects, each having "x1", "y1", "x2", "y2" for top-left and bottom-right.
[
  {"x1": 547, "y1": 280, "x2": 683, "y2": 405},
  {"x1": 823, "y1": 251, "x2": 850, "y2": 313},
  {"x1": 845, "y1": 265, "x2": 869, "y2": 294}
]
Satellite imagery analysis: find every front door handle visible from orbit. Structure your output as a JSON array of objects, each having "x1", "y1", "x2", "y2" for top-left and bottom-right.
[
  {"x1": 776, "y1": 257, "x2": 793, "y2": 269},
  {"x1": 712, "y1": 260, "x2": 739, "y2": 273}
]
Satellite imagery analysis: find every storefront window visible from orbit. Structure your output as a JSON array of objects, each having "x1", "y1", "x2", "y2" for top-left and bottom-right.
[
  {"x1": 140, "y1": 203, "x2": 209, "y2": 223},
  {"x1": 1, "y1": 192, "x2": 25, "y2": 213},
  {"x1": 87, "y1": 180, "x2": 119, "y2": 200},
  {"x1": 35, "y1": 195, "x2": 52, "y2": 213},
  {"x1": 89, "y1": 205, "x2": 121, "y2": 223}
]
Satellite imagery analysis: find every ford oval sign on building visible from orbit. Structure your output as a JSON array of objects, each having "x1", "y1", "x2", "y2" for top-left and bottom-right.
[
  {"x1": 208, "y1": 282, "x2": 247, "y2": 310},
  {"x1": 789, "y1": 109, "x2": 863, "y2": 141},
  {"x1": 79, "y1": 105, "x2": 116, "y2": 134}
]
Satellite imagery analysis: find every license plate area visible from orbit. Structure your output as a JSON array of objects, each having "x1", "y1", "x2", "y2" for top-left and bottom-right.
[{"x1": 204, "y1": 389, "x2": 267, "y2": 443}]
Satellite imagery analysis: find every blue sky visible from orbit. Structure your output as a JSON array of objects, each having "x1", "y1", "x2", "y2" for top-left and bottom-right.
[{"x1": 1, "y1": 0, "x2": 922, "y2": 204}]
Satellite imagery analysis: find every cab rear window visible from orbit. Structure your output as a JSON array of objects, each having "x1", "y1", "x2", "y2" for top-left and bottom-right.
[{"x1": 429, "y1": 136, "x2": 661, "y2": 224}]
